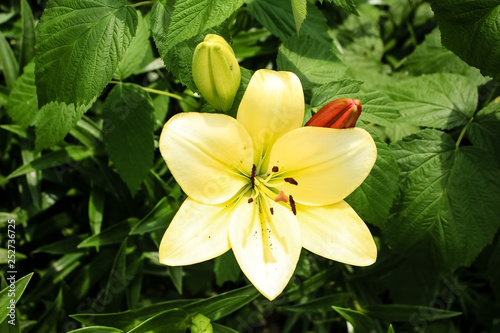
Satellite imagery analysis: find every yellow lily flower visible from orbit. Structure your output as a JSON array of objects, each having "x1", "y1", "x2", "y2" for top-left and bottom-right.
[{"x1": 159, "y1": 69, "x2": 377, "y2": 300}]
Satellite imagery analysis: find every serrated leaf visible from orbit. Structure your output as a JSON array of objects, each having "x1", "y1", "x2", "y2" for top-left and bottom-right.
[
  {"x1": 332, "y1": 306, "x2": 377, "y2": 333},
  {"x1": 35, "y1": 101, "x2": 93, "y2": 150},
  {"x1": 322, "y1": 0, "x2": 358, "y2": 14},
  {"x1": 150, "y1": 0, "x2": 173, "y2": 59},
  {"x1": 430, "y1": 0, "x2": 500, "y2": 77},
  {"x1": 159, "y1": 0, "x2": 244, "y2": 55},
  {"x1": 35, "y1": 0, "x2": 138, "y2": 106},
  {"x1": 277, "y1": 35, "x2": 346, "y2": 90},
  {"x1": 403, "y1": 28, "x2": 488, "y2": 86},
  {"x1": 346, "y1": 125, "x2": 399, "y2": 229},
  {"x1": 115, "y1": 11, "x2": 149, "y2": 80},
  {"x1": 310, "y1": 79, "x2": 362, "y2": 109},
  {"x1": 6, "y1": 62, "x2": 38, "y2": 127},
  {"x1": 103, "y1": 83, "x2": 155, "y2": 196},
  {"x1": 386, "y1": 129, "x2": 500, "y2": 271},
  {"x1": 290, "y1": 0, "x2": 307, "y2": 33},
  {"x1": 0, "y1": 273, "x2": 33, "y2": 324},
  {"x1": 384, "y1": 73, "x2": 477, "y2": 129},
  {"x1": 467, "y1": 99, "x2": 500, "y2": 162},
  {"x1": 357, "y1": 92, "x2": 400, "y2": 127},
  {"x1": 247, "y1": 0, "x2": 331, "y2": 43}
]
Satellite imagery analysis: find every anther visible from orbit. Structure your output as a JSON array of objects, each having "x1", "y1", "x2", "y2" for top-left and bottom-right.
[
  {"x1": 248, "y1": 198, "x2": 253, "y2": 203},
  {"x1": 270, "y1": 207, "x2": 274, "y2": 215},
  {"x1": 251, "y1": 164, "x2": 256, "y2": 189},
  {"x1": 272, "y1": 166, "x2": 279, "y2": 172},
  {"x1": 274, "y1": 190, "x2": 289, "y2": 203},
  {"x1": 284, "y1": 177, "x2": 298, "y2": 185},
  {"x1": 289, "y1": 195, "x2": 297, "y2": 215}
]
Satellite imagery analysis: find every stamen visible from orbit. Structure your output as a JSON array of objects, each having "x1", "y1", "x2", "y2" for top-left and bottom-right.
[
  {"x1": 274, "y1": 190, "x2": 289, "y2": 203},
  {"x1": 289, "y1": 195, "x2": 297, "y2": 215},
  {"x1": 251, "y1": 164, "x2": 256, "y2": 189},
  {"x1": 248, "y1": 198, "x2": 253, "y2": 203},
  {"x1": 270, "y1": 207, "x2": 274, "y2": 215},
  {"x1": 284, "y1": 177, "x2": 298, "y2": 185},
  {"x1": 272, "y1": 166, "x2": 279, "y2": 172}
]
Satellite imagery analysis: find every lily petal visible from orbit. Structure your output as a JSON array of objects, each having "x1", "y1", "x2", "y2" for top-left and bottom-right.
[
  {"x1": 159, "y1": 198, "x2": 232, "y2": 266},
  {"x1": 229, "y1": 196, "x2": 301, "y2": 300},
  {"x1": 268, "y1": 127, "x2": 376, "y2": 206},
  {"x1": 160, "y1": 113, "x2": 254, "y2": 204},
  {"x1": 237, "y1": 69, "x2": 304, "y2": 170},
  {"x1": 297, "y1": 200, "x2": 377, "y2": 266}
]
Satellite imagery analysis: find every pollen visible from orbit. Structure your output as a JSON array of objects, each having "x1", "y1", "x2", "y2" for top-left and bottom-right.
[
  {"x1": 284, "y1": 177, "x2": 298, "y2": 185},
  {"x1": 289, "y1": 195, "x2": 297, "y2": 215}
]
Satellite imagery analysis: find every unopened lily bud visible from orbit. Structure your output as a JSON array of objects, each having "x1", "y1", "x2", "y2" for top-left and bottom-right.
[
  {"x1": 191, "y1": 313, "x2": 213, "y2": 333},
  {"x1": 192, "y1": 34, "x2": 241, "y2": 112},
  {"x1": 305, "y1": 98, "x2": 362, "y2": 129}
]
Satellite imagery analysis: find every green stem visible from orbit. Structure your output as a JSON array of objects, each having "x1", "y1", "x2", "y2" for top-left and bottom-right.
[
  {"x1": 456, "y1": 117, "x2": 474, "y2": 149},
  {"x1": 130, "y1": 1, "x2": 154, "y2": 8},
  {"x1": 108, "y1": 81, "x2": 183, "y2": 100}
]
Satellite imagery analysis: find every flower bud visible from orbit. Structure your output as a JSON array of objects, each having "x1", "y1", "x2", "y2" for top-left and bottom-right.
[
  {"x1": 191, "y1": 313, "x2": 213, "y2": 333},
  {"x1": 305, "y1": 98, "x2": 362, "y2": 129},
  {"x1": 192, "y1": 34, "x2": 241, "y2": 112}
]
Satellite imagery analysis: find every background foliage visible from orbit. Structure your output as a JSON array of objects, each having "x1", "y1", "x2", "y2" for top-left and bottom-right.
[{"x1": 1, "y1": 0, "x2": 500, "y2": 332}]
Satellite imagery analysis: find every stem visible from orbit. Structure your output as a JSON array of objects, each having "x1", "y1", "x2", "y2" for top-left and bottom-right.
[
  {"x1": 130, "y1": 1, "x2": 154, "y2": 8},
  {"x1": 108, "y1": 81, "x2": 183, "y2": 100},
  {"x1": 141, "y1": 87, "x2": 183, "y2": 100},
  {"x1": 455, "y1": 117, "x2": 474, "y2": 149}
]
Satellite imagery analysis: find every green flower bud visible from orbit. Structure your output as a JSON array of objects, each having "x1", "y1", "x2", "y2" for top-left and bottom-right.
[
  {"x1": 190, "y1": 313, "x2": 213, "y2": 333},
  {"x1": 192, "y1": 34, "x2": 241, "y2": 112}
]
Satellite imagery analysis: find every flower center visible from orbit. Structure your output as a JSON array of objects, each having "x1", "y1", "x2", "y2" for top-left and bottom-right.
[{"x1": 247, "y1": 164, "x2": 298, "y2": 216}]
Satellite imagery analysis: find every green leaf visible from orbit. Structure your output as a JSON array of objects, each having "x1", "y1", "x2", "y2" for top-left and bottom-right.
[
  {"x1": 103, "y1": 83, "x2": 155, "y2": 196},
  {"x1": 213, "y1": 251, "x2": 240, "y2": 287},
  {"x1": 332, "y1": 306, "x2": 378, "y2": 333},
  {"x1": 89, "y1": 185, "x2": 105, "y2": 237},
  {"x1": 386, "y1": 129, "x2": 500, "y2": 271},
  {"x1": 68, "y1": 327, "x2": 123, "y2": 333},
  {"x1": 103, "y1": 239, "x2": 128, "y2": 312},
  {"x1": 430, "y1": 0, "x2": 500, "y2": 77},
  {"x1": 35, "y1": 0, "x2": 138, "y2": 106},
  {"x1": 0, "y1": 30, "x2": 19, "y2": 90},
  {"x1": 357, "y1": 92, "x2": 400, "y2": 127},
  {"x1": 130, "y1": 197, "x2": 177, "y2": 235},
  {"x1": 280, "y1": 293, "x2": 351, "y2": 313},
  {"x1": 78, "y1": 218, "x2": 138, "y2": 248},
  {"x1": 0, "y1": 273, "x2": 33, "y2": 324},
  {"x1": 71, "y1": 285, "x2": 258, "y2": 329},
  {"x1": 158, "y1": 0, "x2": 244, "y2": 56},
  {"x1": 7, "y1": 145, "x2": 95, "y2": 179},
  {"x1": 115, "y1": 11, "x2": 150, "y2": 80},
  {"x1": 247, "y1": 0, "x2": 331, "y2": 43},
  {"x1": 277, "y1": 35, "x2": 346, "y2": 90},
  {"x1": 20, "y1": 0, "x2": 36, "y2": 68},
  {"x1": 35, "y1": 101, "x2": 92, "y2": 150},
  {"x1": 290, "y1": 0, "x2": 307, "y2": 33},
  {"x1": 360, "y1": 304, "x2": 461, "y2": 322},
  {"x1": 150, "y1": 0, "x2": 173, "y2": 59},
  {"x1": 467, "y1": 99, "x2": 500, "y2": 162},
  {"x1": 33, "y1": 234, "x2": 89, "y2": 254},
  {"x1": 126, "y1": 309, "x2": 187, "y2": 333},
  {"x1": 403, "y1": 28, "x2": 488, "y2": 86},
  {"x1": 321, "y1": 0, "x2": 358, "y2": 14},
  {"x1": 384, "y1": 73, "x2": 478, "y2": 129},
  {"x1": 310, "y1": 79, "x2": 362, "y2": 109},
  {"x1": 346, "y1": 125, "x2": 399, "y2": 229},
  {"x1": 6, "y1": 62, "x2": 38, "y2": 127}
]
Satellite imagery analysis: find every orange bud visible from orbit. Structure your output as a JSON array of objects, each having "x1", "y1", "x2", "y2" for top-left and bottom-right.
[{"x1": 305, "y1": 98, "x2": 362, "y2": 129}]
